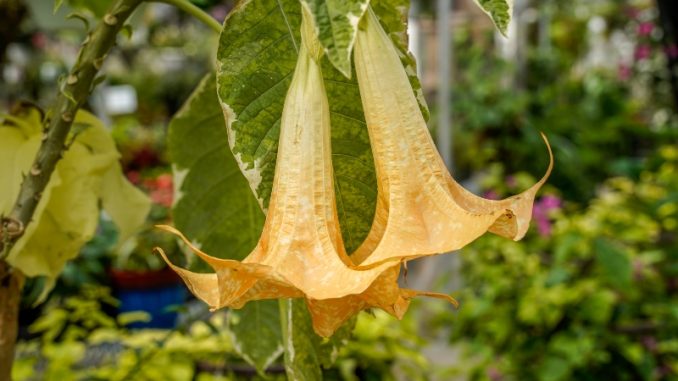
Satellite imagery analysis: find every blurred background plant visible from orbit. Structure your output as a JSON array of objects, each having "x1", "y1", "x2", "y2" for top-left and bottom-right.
[
  {"x1": 432, "y1": 145, "x2": 678, "y2": 381},
  {"x1": 2, "y1": 0, "x2": 677, "y2": 379}
]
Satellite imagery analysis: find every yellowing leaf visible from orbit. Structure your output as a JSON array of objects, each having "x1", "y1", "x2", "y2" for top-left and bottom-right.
[
  {"x1": 1, "y1": 108, "x2": 150, "y2": 285},
  {"x1": 0, "y1": 127, "x2": 29, "y2": 214},
  {"x1": 349, "y1": 8, "x2": 551, "y2": 269},
  {"x1": 75, "y1": 111, "x2": 151, "y2": 244}
]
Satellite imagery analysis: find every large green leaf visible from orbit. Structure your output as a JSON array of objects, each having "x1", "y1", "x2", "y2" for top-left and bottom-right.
[
  {"x1": 279, "y1": 299, "x2": 322, "y2": 380},
  {"x1": 228, "y1": 300, "x2": 283, "y2": 374},
  {"x1": 300, "y1": 0, "x2": 369, "y2": 78},
  {"x1": 207, "y1": 0, "x2": 427, "y2": 374},
  {"x1": 168, "y1": 75, "x2": 279, "y2": 373},
  {"x1": 473, "y1": 0, "x2": 513, "y2": 36},
  {"x1": 1, "y1": 107, "x2": 150, "y2": 285},
  {"x1": 217, "y1": 0, "x2": 378, "y2": 253},
  {"x1": 218, "y1": 0, "x2": 430, "y2": 253},
  {"x1": 169, "y1": 75, "x2": 265, "y2": 263}
]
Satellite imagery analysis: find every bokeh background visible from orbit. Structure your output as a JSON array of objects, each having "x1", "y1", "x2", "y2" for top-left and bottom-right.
[{"x1": 1, "y1": 0, "x2": 676, "y2": 380}]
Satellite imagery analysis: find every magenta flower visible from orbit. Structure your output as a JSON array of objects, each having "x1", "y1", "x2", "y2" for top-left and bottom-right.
[
  {"x1": 483, "y1": 190, "x2": 500, "y2": 200},
  {"x1": 532, "y1": 195, "x2": 562, "y2": 237},
  {"x1": 635, "y1": 45, "x2": 652, "y2": 61},
  {"x1": 637, "y1": 22, "x2": 654, "y2": 37},
  {"x1": 618, "y1": 64, "x2": 632, "y2": 81},
  {"x1": 540, "y1": 195, "x2": 562, "y2": 209},
  {"x1": 487, "y1": 366, "x2": 503, "y2": 381}
]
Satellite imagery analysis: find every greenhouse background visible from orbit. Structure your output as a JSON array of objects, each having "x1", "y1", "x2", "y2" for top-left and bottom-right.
[{"x1": 0, "y1": 0, "x2": 676, "y2": 380}]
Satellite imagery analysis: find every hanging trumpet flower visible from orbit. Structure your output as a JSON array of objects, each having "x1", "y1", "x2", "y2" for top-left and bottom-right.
[
  {"x1": 157, "y1": 8, "x2": 452, "y2": 338},
  {"x1": 159, "y1": 5, "x2": 551, "y2": 338},
  {"x1": 348, "y1": 8, "x2": 553, "y2": 269}
]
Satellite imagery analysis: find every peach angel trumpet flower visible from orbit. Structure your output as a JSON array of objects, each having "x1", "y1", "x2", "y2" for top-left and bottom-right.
[
  {"x1": 155, "y1": 8, "x2": 453, "y2": 338},
  {"x1": 348, "y1": 8, "x2": 553, "y2": 270}
]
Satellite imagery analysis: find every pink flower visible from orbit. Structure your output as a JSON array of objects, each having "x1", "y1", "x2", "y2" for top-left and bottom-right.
[
  {"x1": 487, "y1": 366, "x2": 503, "y2": 381},
  {"x1": 532, "y1": 195, "x2": 562, "y2": 237},
  {"x1": 540, "y1": 195, "x2": 562, "y2": 209},
  {"x1": 637, "y1": 22, "x2": 654, "y2": 37},
  {"x1": 505, "y1": 175, "x2": 517, "y2": 188},
  {"x1": 642, "y1": 336, "x2": 658, "y2": 352},
  {"x1": 210, "y1": 5, "x2": 229, "y2": 21},
  {"x1": 618, "y1": 64, "x2": 632, "y2": 81},
  {"x1": 483, "y1": 190, "x2": 499, "y2": 200},
  {"x1": 625, "y1": 7, "x2": 639, "y2": 20},
  {"x1": 634, "y1": 45, "x2": 652, "y2": 61}
]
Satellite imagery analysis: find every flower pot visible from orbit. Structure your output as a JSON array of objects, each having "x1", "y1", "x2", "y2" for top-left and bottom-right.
[{"x1": 109, "y1": 267, "x2": 187, "y2": 329}]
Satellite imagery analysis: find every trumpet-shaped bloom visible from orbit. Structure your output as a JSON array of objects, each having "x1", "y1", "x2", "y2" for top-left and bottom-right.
[
  {"x1": 159, "y1": 7, "x2": 551, "y2": 338},
  {"x1": 157, "y1": 10, "x2": 450, "y2": 338},
  {"x1": 348, "y1": 8, "x2": 553, "y2": 269}
]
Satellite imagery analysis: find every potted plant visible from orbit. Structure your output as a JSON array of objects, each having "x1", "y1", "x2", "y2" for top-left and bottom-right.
[{"x1": 109, "y1": 172, "x2": 187, "y2": 329}]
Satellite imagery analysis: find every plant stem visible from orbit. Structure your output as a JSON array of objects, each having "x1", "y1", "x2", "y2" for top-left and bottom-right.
[
  {"x1": 151, "y1": 0, "x2": 222, "y2": 34},
  {"x1": 0, "y1": 0, "x2": 142, "y2": 378},
  {"x1": 1, "y1": 0, "x2": 142, "y2": 259}
]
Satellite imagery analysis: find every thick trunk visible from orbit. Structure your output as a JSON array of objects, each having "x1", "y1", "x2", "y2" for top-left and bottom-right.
[{"x1": 0, "y1": 261, "x2": 23, "y2": 381}]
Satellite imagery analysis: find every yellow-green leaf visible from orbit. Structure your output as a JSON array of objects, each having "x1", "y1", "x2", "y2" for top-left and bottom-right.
[{"x1": 1, "y1": 108, "x2": 150, "y2": 285}]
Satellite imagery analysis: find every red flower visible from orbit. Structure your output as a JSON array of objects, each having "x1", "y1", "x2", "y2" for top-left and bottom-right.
[{"x1": 126, "y1": 170, "x2": 141, "y2": 185}]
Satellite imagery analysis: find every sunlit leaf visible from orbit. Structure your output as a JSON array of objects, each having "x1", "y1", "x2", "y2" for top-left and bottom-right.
[
  {"x1": 300, "y1": 0, "x2": 369, "y2": 78},
  {"x1": 168, "y1": 75, "x2": 279, "y2": 373},
  {"x1": 473, "y1": 0, "x2": 513, "y2": 36},
  {"x1": 1, "y1": 107, "x2": 150, "y2": 286},
  {"x1": 218, "y1": 0, "x2": 379, "y2": 253}
]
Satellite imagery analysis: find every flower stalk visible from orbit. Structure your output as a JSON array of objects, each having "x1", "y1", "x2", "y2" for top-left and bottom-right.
[{"x1": 151, "y1": 0, "x2": 222, "y2": 34}]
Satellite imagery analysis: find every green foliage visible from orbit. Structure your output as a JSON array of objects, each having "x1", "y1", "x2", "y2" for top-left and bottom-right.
[
  {"x1": 168, "y1": 69, "x2": 363, "y2": 378},
  {"x1": 319, "y1": 307, "x2": 432, "y2": 381},
  {"x1": 301, "y1": 0, "x2": 369, "y2": 77},
  {"x1": 14, "y1": 285, "x2": 430, "y2": 380},
  {"x1": 168, "y1": 74, "x2": 280, "y2": 374},
  {"x1": 279, "y1": 299, "x2": 323, "y2": 380},
  {"x1": 472, "y1": 0, "x2": 513, "y2": 36},
  {"x1": 216, "y1": 0, "x2": 377, "y2": 251},
  {"x1": 169, "y1": 74, "x2": 263, "y2": 265},
  {"x1": 0, "y1": 106, "x2": 150, "y2": 290},
  {"x1": 445, "y1": 146, "x2": 678, "y2": 381},
  {"x1": 451, "y1": 42, "x2": 660, "y2": 203},
  {"x1": 13, "y1": 286, "x2": 238, "y2": 381},
  {"x1": 228, "y1": 300, "x2": 283, "y2": 374},
  {"x1": 216, "y1": 0, "x2": 426, "y2": 252},
  {"x1": 54, "y1": 0, "x2": 114, "y2": 17}
]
